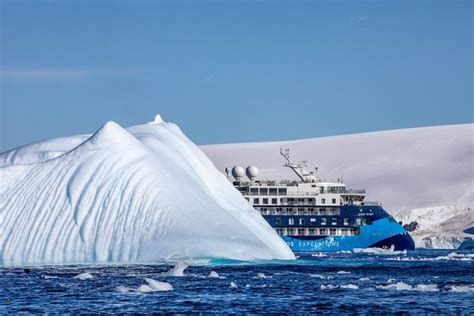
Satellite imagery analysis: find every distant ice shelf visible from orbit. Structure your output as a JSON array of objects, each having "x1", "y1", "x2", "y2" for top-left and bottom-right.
[{"x1": 0, "y1": 116, "x2": 295, "y2": 266}]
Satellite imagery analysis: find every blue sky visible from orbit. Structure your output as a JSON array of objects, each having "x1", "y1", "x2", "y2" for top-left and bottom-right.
[{"x1": 1, "y1": 1, "x2": 472, "y2": 151}]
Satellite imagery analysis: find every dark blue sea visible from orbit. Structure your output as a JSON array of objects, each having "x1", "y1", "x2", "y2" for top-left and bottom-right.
[{"x1": 1, "y1": 250, "x2": 473, "y2": 314}]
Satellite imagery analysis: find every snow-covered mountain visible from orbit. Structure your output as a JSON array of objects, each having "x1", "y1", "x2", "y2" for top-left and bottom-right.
[
  {"x1": 201, "y1": 124, "x2": 474, "y2": 248},
  {"x1": 0, "y1": 116, "x2": 294, "y2": 266}
]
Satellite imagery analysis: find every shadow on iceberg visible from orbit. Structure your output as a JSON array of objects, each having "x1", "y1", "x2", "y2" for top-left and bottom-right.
[{"x1": 0, "y1": 117, "x2": 294, "y2": 266}]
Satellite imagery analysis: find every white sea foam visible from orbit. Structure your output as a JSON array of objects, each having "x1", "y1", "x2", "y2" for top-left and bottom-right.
[
  {"x1": 310, "y1": 274, "x2": 333, "y2": 280},
  {"x1": 162, "y1": 262, "x2": 189, "y2": 277},
  {"x1": 73, "y1": 272, "x2": 93, "y2": 280},
  {"x1": 359, "y1": 277, "x2": 370, "y2": 281},
  {"x1": 256, "y1": 273, "x2": 267, "y2": 279},
  {"x1": 388, "y1": 252, "x2": 474, "y2": 262},
  {"x1": 321, "y1": 284, "x2": 359, "y2": 290},
  {"x1": 320, "y1": 284, "x2": 338, "y2": 290},
  {"x1": 340, "y1": 284, "x2": 359, "y2": 290},
  {"x1": 336, "y1": 271, "x2": 351, "y2": 274},
  {"x1": 115, "y1": 286, "x2": 130, "y2": 293},
  {"x1": 311, "y1": 252, "x2": 326, "y2": 257}
]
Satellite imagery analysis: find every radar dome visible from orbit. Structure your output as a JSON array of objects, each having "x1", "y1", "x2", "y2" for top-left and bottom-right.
[
  {"x1": 246, "y1": 166, "x2": 259, "y2": 180},
  {"x1": 231, "y1": 166, "x2": 245, "y2": 180}
]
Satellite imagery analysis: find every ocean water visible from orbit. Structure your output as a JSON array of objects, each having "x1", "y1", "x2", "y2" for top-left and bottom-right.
[{"x1": 1, "y1": 250, "x2": 473, "y2": 314}]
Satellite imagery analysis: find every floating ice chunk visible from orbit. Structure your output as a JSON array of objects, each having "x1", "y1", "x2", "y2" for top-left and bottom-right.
[
  {"x1": 256, "y1": 273, "x2": 267, "y2": 279},
  {"x1": 144, "y1": 278, "x2": 174, "y2": 291},
  {"x1": 163, "y1": 262, "x2": 189, "y2": 277},
  {"x1": 359, "y1": 277, "x2": 370, "y2": 281},
  {"x1": 449, "y1": 285, "x2": 474, "y2": 292},
  {"x1": 208, "y1": 271, "x2": 219, "y2": 278},
  {"x1": 73, "y1": 273, "x2": 93, "y2": 280},
  {"x1": 245, "y1": 284, "x2": 251, "y2": 288},
  {"x1": 115, "y1": 286, "x2": 131, "y2": 293},
  {"x1": 353, "y1": 246, "x2": 406, "y2": 256},
  {"x1": 230, "y1": 282, "x2": 238, "y2": 288},
  {"x1": 387, "y1": 278, "x2": 396, "y2": 283},
  {"x1": 376, "y1": 282, "x2": 438, "y2": 292},
  {"x1": 376, "y1": 282, "x2": 413, "y2": 291},
  {"x1": 336, "y1": 271, "x2": 350, "y2": 274},
  {"x1": 415, "y1": 284, "x2": 439, "y2": 292},
  {"x1": 136, "y1": 285, "x2": 155, "y2": 293},
  {"x1": 320, "y1": 284, "x2": 338, "y2": 290},
  {"x1": 340, "y1": 284, "x2": 359, "y2": 290}
]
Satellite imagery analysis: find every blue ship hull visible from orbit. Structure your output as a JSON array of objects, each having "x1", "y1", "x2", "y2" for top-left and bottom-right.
[
  {"x1": 281, "y1": 217, "x2": 414, "y2": 251},
  {"x1": 263, "y1": 205, "x2": 415, "y2": 252}
]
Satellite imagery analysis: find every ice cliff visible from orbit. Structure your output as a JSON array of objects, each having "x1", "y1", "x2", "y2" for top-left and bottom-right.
[{"x1": 0, "y1": 117, "x2": 295, "y2": 266}]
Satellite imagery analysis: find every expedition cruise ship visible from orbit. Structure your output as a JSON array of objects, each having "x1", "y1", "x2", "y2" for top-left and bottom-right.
[{"x1": 228, "y1": 149, "x2": 415, "y2": 252}]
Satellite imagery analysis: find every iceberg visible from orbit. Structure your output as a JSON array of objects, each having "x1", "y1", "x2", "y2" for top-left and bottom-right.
[{"x1": 0, "y1": 117, "x2": 294, "y2": 266}]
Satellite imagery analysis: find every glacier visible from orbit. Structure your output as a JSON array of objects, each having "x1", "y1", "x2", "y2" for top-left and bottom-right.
[{"x1": 0, "y1": 116, "x2": 295, "y2": 266}]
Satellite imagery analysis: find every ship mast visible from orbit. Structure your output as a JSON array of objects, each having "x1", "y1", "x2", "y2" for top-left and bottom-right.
[{"x1": 280, "y1": 147, "x2": 317, "y2": 183}]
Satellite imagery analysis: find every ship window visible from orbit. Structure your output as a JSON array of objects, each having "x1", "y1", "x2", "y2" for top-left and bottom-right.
[
  {"x1": 299, "y1": 218, "x2": 305, "y2": 225},
  {"x1": 321, "y1": 218, "x2": 327, "y2": 225},
  {"x1": 272, "y1": 198, "x2": 278, "y2": 205},
  {"x1": 287, "y1": 228, "x2": 295, "y2": 235},
  {"x1": 331, "y1": 218, "x2": 338, "y2": 225},
  {"x1": 330, "y1": 228, "x2": 337, "y2": 235},
  {"x1": 245, "y1": 197, "x2": 249, "y2": 202},
  {"x1": 291, "y1": 208, "x2": 298, "y2": 215},
  {"x1": 278, "y1": 188, "x2": 287, "y2": 195},
  {"x1": 320, "y1": 208, "x2": 326, "y2": 215},
  {"x1": 269, "y1": 188, "x2": 277, "y2": 195},
  {"x1": 250, "y1": 188, "x2": 258, "y2": 195},
  {"x1": 298, "y1": 208, "x2": 304, "y2": 215},
  {"x1": 321, "y1": 198, "x2": 326, "y2": 204},
  {"x1": 356, "y1": 218, "x2": 362, "y2": 225},
  {"x1": 320, "y1": 228, "x2": 327, "y2": 235},
  {"x1": 298, "y1": 228, "x2": 305, "y2": 236},
  {"x1": 289, "y1": 218, "x2": 295, "y2": 225},
  {"x1": 253, "y1": 198, "x2": 259, "y2": 205},
  {"x1": 271, "y1": 208, "x2": 277, "y2": 215},
  {"x1": 260, "y1": 188, "x2": 268, "y2": 195},
  {"x1": 275, "y1": 218, "x2": 281, "y2": 225},
  {"x1": 263, "y1": 198, "x2": 268, "y2": 204},
  {"x1": 332, "y1": 198, "x2": 336, "y2": 204},
  {"x1": 343, "y1": 218, "x2": 349, "y2": 225},
  {"x1": 276, "y1": 228, "x2": 283, "y2": 235},
  {"x1": 308, "y1": 228, "x2": 315, "y2": 235},
  {"x1": 367, "y1": 218, "x2": 373, "y2": 225}
]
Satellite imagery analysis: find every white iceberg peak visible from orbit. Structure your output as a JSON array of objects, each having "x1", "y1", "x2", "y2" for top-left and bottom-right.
[{"x1": 149, "y1": 114, "x2": 164, "y2": 124}]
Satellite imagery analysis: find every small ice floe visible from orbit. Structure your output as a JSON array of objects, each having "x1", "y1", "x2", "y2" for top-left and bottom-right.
[
  {"x1": 336, "y1": 271, "x2": 351, "y2": 274},
  {"x1": 310, "y1": 274, "x2": 333, "y2": 280},
  {"x1": 230, "y1": 282, "x2": 238, "y2": 288},
  {"x1": 162, "y1": 262, "x2": 189, "y2": 277},
  {"x1": 449, "y1": 285, "x2": 474, "y2": 292},
  {"x1": 116, "y1": 278, "x2": 174, "y2": 294},
  {"x1": 376, "y1": 282, "x2": 438, "y2": 292},
  {"x1": 353, "y1": 245, "x2": 407, "y2": 256},
  {"x1": 359, "y1": 277, "x2": 370, "y2": 281},
  {"x1": 256, "y1": 273, "x2": 267, "y2": 279},
  {"x1": 144, "y1": 278, "x2": 174, "y2": 291},
  {"x1": 320, "y1": 284, "x2": 338, "y2": 290},
  {"x1": 73, "y1": 272, "x2": 94, "y2": 280},
  {"x1": 340, "y1": 284, "x2": 359, "y2": 290},
  {"x1": 208, "y1": 271, "x2": 220, "y2": 278}
]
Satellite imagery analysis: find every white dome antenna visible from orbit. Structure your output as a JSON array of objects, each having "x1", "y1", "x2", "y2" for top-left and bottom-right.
[
  {"x1": 231, "y1": 166, "x2": 245, "y2": 180},
  {"x1": 246, "y1": 166, "x2": 259, "y2": 181}
]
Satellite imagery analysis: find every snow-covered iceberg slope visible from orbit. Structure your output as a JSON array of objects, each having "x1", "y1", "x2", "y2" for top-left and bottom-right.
[
  {"x1": 0, "y1": 117, "x2": 294, "y2": 266},
  {"x1": 395, "y1": 206, "x2": 474, "y2": 249}
]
